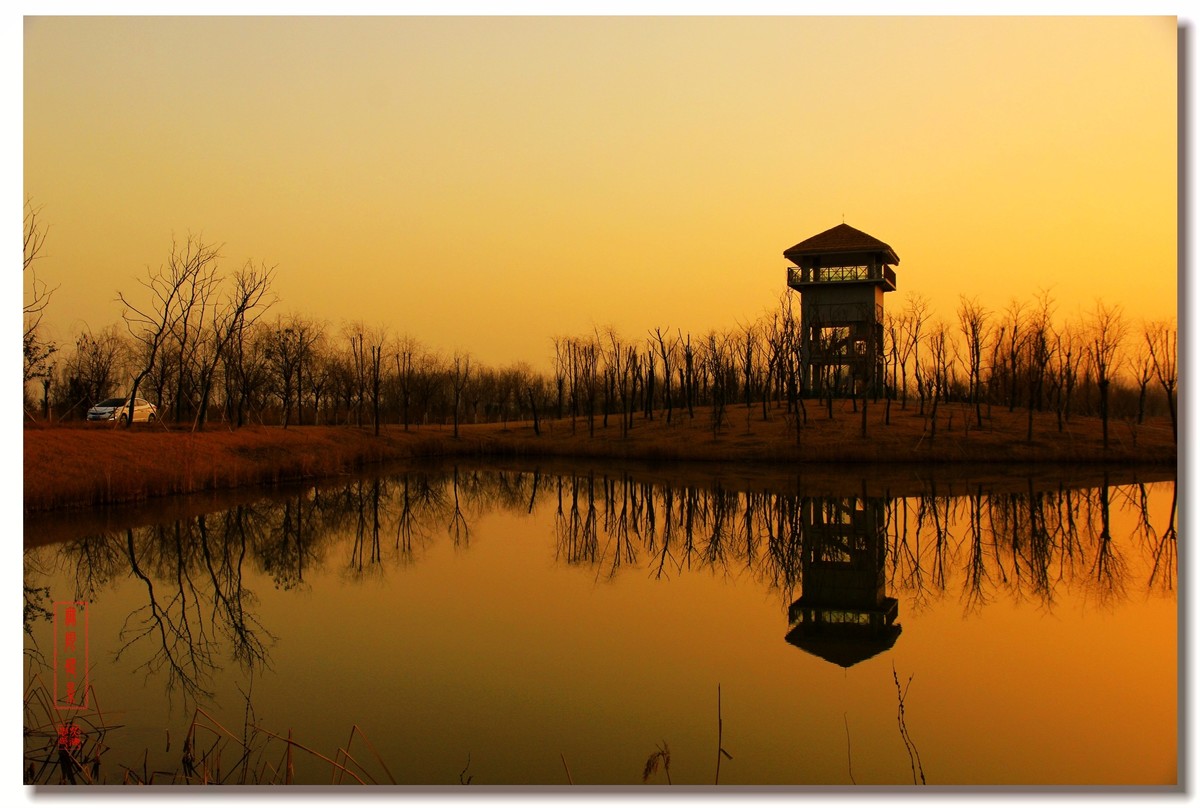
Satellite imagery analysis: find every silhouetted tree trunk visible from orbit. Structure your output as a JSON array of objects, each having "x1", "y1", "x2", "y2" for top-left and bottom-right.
[
  {"x1": 452, "y1": 351, "x2": 470, "y2": 439},
  {"x1": 682, "y1": 332, "x2": 695, "y2": 420},
  {"x1": 1144, "y1": 319, "x2": 1177, "y2": 441},
  {"x1": 642, "y1": 347, "x2": 656, "y2": 422},
  {"x1": 528, "y1": 386, "x2": 540, "y2": 436},
  {"x1": 370, "y1": 344, "x2": 382, "y2": 436},
  {"x1": 957, "y1": 295, "x2": 989, "y2": 428},
  {"x1": 1087, "y1": 302, "x2": 1127, "y2": 451},
  {"x1": 653, "y1": 328, "x2": 676, "y2": 424}
]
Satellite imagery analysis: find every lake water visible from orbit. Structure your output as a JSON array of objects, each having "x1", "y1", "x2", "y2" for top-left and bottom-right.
[{"x1": 23, "y1": 462, "x2": 1178, "y2": 787}]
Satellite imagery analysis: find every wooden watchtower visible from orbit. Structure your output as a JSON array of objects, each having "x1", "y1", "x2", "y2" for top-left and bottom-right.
[{"x1": 784, "y1": 223, "x2": 898, "y2": 397}]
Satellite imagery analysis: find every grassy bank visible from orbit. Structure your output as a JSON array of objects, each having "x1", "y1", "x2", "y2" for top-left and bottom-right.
[{"x1": 23, "y1": 401, "x2": 1176, "y2": 512}]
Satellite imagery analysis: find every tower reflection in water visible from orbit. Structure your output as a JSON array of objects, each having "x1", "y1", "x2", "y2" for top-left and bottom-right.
[{"x1": 785, "y1": 497, "x2": 901, "y2": 668}]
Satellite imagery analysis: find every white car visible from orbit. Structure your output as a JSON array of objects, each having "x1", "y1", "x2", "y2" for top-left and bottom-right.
[{"x1": 87, "y1": 397, "x2": 158, "y2": 425}]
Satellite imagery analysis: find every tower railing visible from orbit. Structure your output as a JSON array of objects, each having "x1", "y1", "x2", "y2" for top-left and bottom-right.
[{"x1": 787, "y1": 264, "x2": 896, "y2": 289}]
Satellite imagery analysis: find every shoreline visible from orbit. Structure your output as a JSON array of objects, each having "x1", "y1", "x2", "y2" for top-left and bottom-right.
[{"x1": 23, "y1": 404, "x2": 1177, "y2": 514}]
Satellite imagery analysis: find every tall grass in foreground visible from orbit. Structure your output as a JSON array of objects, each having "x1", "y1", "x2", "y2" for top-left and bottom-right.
[
  {"x1": 23, "y1": 673, "x2": 940, "y2": 786},
  {"x1": 24, "y1": 674, "x2": 117, "y2": 785},
  {"x1": 23, "y1": 675, "x2": 396, "y2": 785},
  {"x1": 25, "y1": 673, "x2": 738, "y2": 786}
]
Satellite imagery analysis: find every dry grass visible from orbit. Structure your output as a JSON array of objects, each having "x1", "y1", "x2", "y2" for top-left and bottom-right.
[
  {"x1": 24, "y1": 401, "x2": 1175, "y2": 513},
  {"x1": 23, "y1": 673, "x2": 121, "y2": 785},
  {"x1": 486, "y1": 400, "x2": 1176, "y2": 467},
  {"x1": 23, "y1": 673, "x2": 398, "y2": 785},
  {"x1": 23, "y1": 421, "x2": 443, "y2": 512}
]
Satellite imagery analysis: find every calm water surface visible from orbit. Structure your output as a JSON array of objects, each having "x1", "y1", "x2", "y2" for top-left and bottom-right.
[{"x1": 23, "y1": 464, "x2": 1178, "y2": 786}]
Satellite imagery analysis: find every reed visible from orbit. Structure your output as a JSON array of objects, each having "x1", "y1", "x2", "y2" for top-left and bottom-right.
[
  {"x1": 641, "y1": 741, "x2": 672, "y2": 785},
  {"x1": 23, "y1": 674, "x2": 122, "y2": 785},
  {"x1": 893, "y1": 664, "x2": 926, "y2": 786},
  {"x1": 715, "y1": 683, "x2": 733, "y2": 785},
  {"x1": 22, "y1": 661, "x2": 405, "y2": 786}
]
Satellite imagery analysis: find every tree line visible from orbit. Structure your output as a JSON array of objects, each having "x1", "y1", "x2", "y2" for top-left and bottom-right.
[{"x1": 24, "y1": 211, "x2": 1177, "y2": 443}]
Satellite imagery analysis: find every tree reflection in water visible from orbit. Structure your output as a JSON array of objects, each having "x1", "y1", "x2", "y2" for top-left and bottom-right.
[
  {"x1": 1148, "y1": 480, "x2": 1178, "y2": 593},
  {"x1": 25, "y1": 467, "x2": 1176, "y2": 704}
]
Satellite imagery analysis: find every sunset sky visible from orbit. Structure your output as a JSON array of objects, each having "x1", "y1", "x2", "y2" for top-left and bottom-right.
[
  {"x1": 6, "y1": 10, "x2": 1192, "y2": 804},
  {"x1": 21, "y1": 14, "x2": 1179, "y2": 371}
]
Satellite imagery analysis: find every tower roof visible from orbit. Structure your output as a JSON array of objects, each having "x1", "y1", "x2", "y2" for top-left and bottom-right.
[
  {"x1": 785, "y1": 624, "x2": 902, "y2": 668},
  {"x1": 784, "y1": 223, "x2": 900, "y2": 265}
]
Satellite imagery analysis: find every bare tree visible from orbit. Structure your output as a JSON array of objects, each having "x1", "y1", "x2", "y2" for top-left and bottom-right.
[
  {"x1": 625, "y1": 345, "x2": 641, "y2": 431},
  {"x1": 552, "y1": 336, "x2": 568, "y2": 420},
  {"x1": 884, "y1": 311, "x2": 903, "y2": 426},
  {"x1": 266, "y1": 318, "x2": 303, "y2": 427},
  {"x1": 681, "y1": 331, "x2": 696, "y2": 420},
  {"x1": 23, "y1": 200, "x2": 57, "y2": 393},
  {"x1": 703, "y1": 330, "x2": 735, "y2": 437},
  {"x1": 168, "y1": 249, "x2": 223, "y2": 422},
  {"x1": 451, "y1": 350, "x2": 471, "y2": 438},
  {"x1": 1086, "y1": 301, "x2": 1127, "y2": 450},
  {"x1": 900, "y1": 293, "x2": 928, "y2": 413},
  {"x1": 305, "y1": 343, "x2": 334, "y2": 425},
  {"x1": 225, "y1": 307, "x2": 274, "y2": 426},
  {"x1": 580, "y1": 339, "x2": 600, "y2": 437},
  {"x1": 341, "y1": 323, "x2": 388, "y2": 431},
  {"x1": 59, "y1": 325, "x2": 130, "y2": 420},
  {"x1": 997, "y1": 297, "x2": 1028, "y2": 412},
  {"x1": 639, "y1": 344, "x2": 656, "y2": 421},
  {"x1": 758, "y1": 313, "x2": 781, "y2": 420},
  {"x1": 770, "y1": 293, "x2": 807, "y2": 432},
  {"x1": 119, "y1": 236, "x2": 220, "y2": 426},
  {"x1": 1144, "y1": 318, "x2": 1178, "y2": 441},
  {"x1": 526, "y1": 367, "x2": 544, "y2": 436},
  {"x1": 345, "y1": 323, "x2": 368, "y2": 428},
  {"x1": 192, "y1": 262, "x2": 275, "y2": 430},
  {"x1": 265, "y1": 313, "x2": 321, "y2": 427},
  {"x1": 394, "y1": 334, "x2": 422, "y2": 431},
  {"x1": 739, "y1": 322, "x2": 757, "y2": 414},
  {"x1": 410, "y1": 349, "x2": 447, "y2": 428},
  {"x1": 370, "y1": 343, "x2": 383, "y2": 436},
  {"x1": 601, "y1": 326, "x2": 624, "y2": 432},
  {"x1": 957, "y1": 295, "x2": 990, "y2": 428},
  {"x1": 923, "y1": 321, "x2": 949, "y2": 441},
  {"x1": 1132, "y1": 338, "x2": 1154, "y2": 426},
  {"x1": 651, "y1": 327, "x2": 677, "y2": 423},
  {"x1": 1051, "y1": 320, "x2": 1083, "y2": 432},
  {"x1": 1023, "y1": 292, "x2": 1055, "y2": 441}
]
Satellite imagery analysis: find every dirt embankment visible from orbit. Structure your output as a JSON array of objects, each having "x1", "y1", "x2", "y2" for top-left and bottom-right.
[{"x1": 23, "y1": 402, "x2": 1176, "y2": 513}]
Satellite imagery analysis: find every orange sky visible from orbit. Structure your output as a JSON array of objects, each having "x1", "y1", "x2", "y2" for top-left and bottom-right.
[{"x1": 22, "y1": 15, "x2": 1178, "y2": 370}]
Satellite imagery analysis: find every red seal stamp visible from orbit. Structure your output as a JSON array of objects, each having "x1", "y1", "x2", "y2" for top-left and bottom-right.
[{"x1": 53, "y1": 601, "x2": 88, "y2": 711}]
